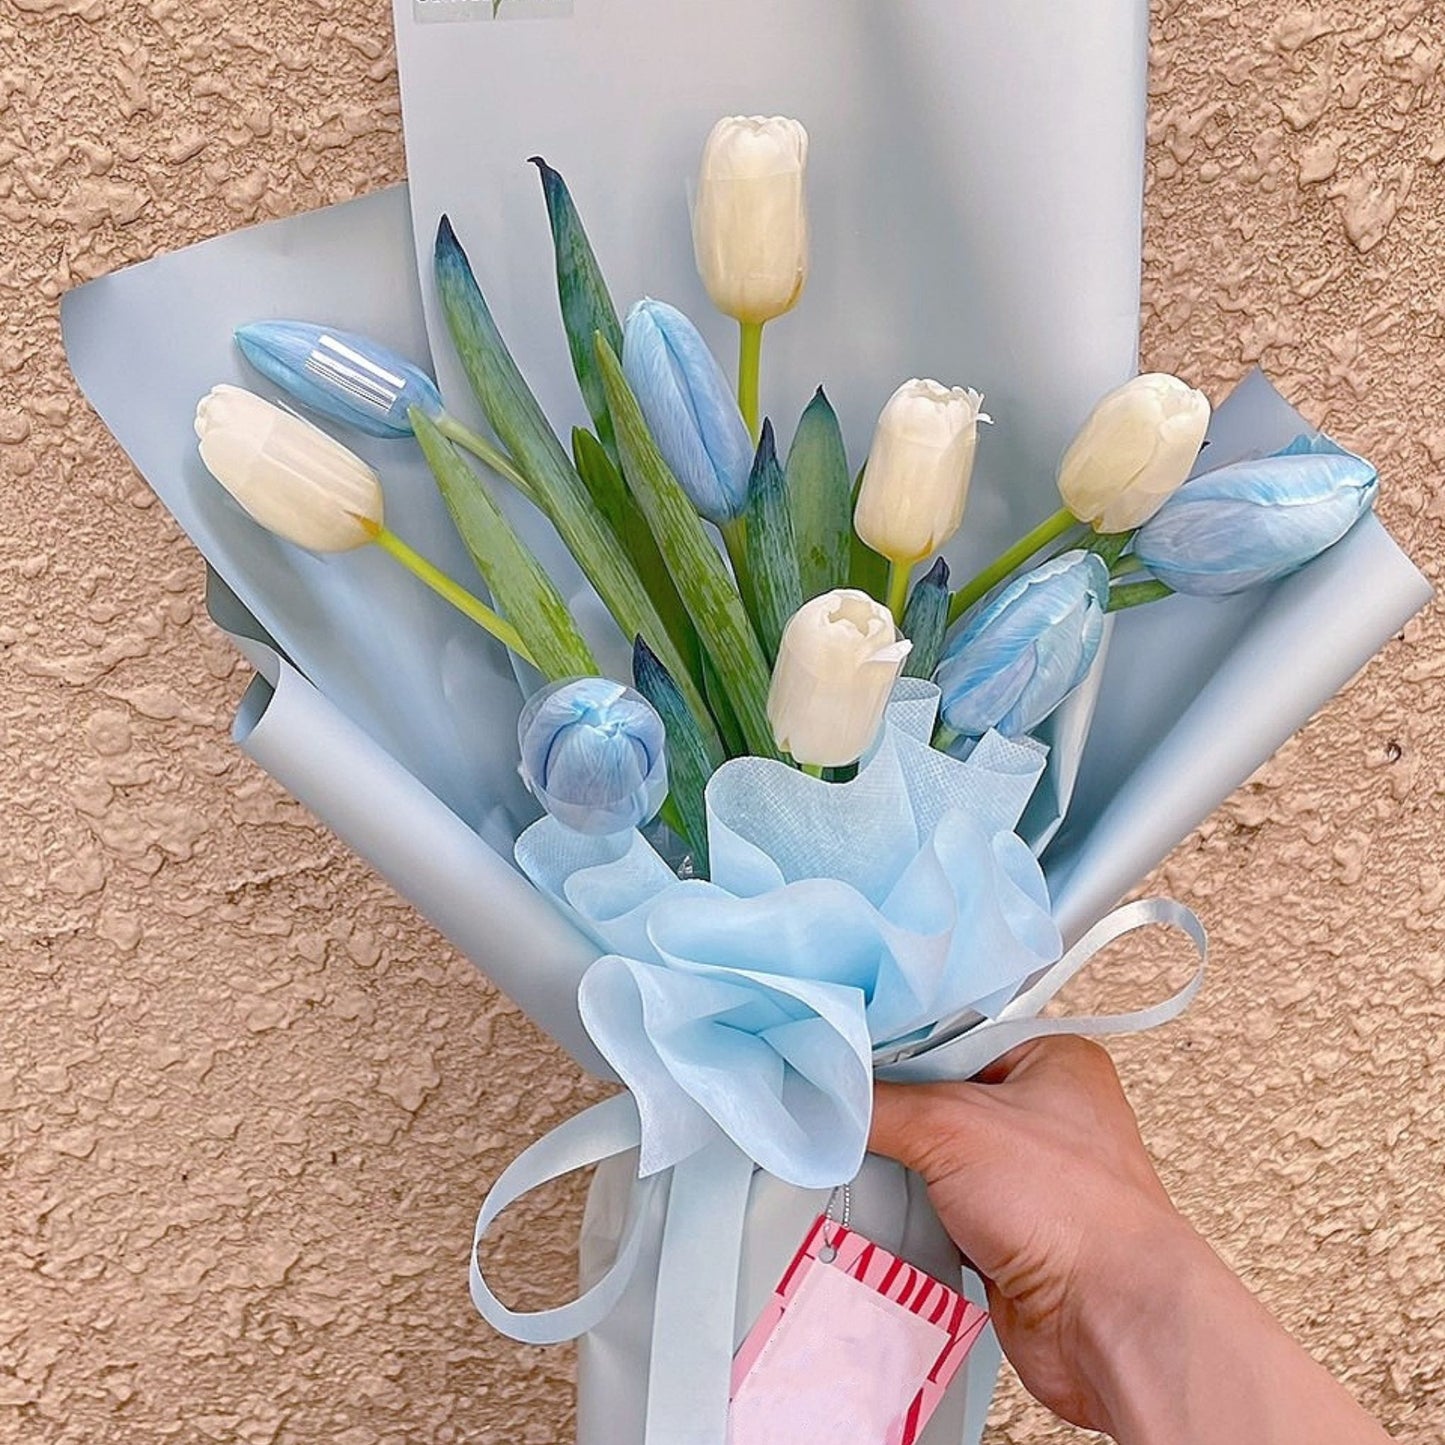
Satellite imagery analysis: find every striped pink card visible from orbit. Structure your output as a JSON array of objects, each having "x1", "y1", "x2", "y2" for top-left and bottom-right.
[{"x1": 728, "y1": 1215, "x2": 989, "y2": 1445}]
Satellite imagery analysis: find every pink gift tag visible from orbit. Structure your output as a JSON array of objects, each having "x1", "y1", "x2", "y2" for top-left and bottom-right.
[{"x1": 729, "y1": 1214, "x2": 989, "y2": 1445}]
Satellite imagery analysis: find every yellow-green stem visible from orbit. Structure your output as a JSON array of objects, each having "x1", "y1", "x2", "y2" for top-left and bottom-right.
[
  {"x1": 738, "y1": 321, "x2": 764, "y2": 441},
  {"x1": 434, "y1": 411, "x2": 536, "y2": 502},
  {"x1": 801, "y1": 762, "x2": 825, "y2": 779},
  {"x1": 886, "y1": 561, "x2": 911, "y2": 625},
  {"x1": 370, "y1": 525, "x2": 535, "y2": 664},
  {"x1": 947, "y1": 506, "x2": 1079, "y2": 626}
]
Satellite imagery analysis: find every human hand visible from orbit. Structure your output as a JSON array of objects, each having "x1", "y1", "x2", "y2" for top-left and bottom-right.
[
  {"x1": 871, "y1": 1035, "x2": 1394, "y2": 1445},
  {"x1": 871, "y1": 1036, "x2": 1187, "y2": 1432}
]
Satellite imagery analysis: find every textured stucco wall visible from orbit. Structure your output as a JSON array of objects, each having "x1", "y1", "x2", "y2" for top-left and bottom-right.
[{"x1": 1, "y1": 1, "x2": 1442, "y2": 1441}]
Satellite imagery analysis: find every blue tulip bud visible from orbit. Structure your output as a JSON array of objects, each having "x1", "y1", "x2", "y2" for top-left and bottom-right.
[
  {"x1": 1133, "y1": 435, "x2": 1378, "y2": 597},
  {"x1": 622, "y1": 299, "x2": 754, "y2": 525},
  {"x1": 235, "y1": 320, "x2": 444, "y2": 439},
  {"x1": 518, "y1": 678, "x2": 669, "y2": 836},
  {"x1": 936, "y1": 551, "x2": 1109, "y2": 739}
]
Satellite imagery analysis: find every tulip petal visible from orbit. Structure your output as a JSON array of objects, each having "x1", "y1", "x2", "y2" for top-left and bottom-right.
[
  {"x1": 194, "y1": 384, "x2": 383, "y2": 552},
  {"x1": 1058, "y1": 373, "x2": 1211, "y2": 532},
  {"x1": 235, "y1": 320, "x2": 443, "y2": 439},
  {"x1": 622, "y1": 300, "x2": 753, "y2": 525},
  {"x1": 937, "y1": 551, "x2": 1109, "y2": 738},
  {"x1": 766, "y1": 589, "x2": 911, "y2": 767},
  {"x1": 518, "y1": 677, "x2": 668, "y2": 835},
  {"x1": 693, "y1": 116, "x2": 811, "y2": 327},
  {"x1": 1134, "y1": 439, "x2": 1378, "y2": 596}
]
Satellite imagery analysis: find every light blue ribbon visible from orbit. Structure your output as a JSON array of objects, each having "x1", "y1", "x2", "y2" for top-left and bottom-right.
[{"x1": 468, "y1": 896, "x2": 1206, "y2": 1445}]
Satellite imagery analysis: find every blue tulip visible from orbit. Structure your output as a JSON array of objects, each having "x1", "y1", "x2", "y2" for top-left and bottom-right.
[
  {"x1": 622, "y1": 299, "x2": 754, "y2": 525},
  {"x1": 235, "y1": 320, "x2": 444, "y2": 439},
  {"x1": 1133, "y1": 435, "x2": 1378, "y2": 597},
  {"x1": 518, "y1": 678, "x2": 669, "y2": 836},
  {"x1": 936, "y1": 551, "x2": 1109, "y2": 739}
]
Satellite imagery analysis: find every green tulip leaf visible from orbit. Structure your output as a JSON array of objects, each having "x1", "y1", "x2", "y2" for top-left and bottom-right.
[
  {"x1": 745, "y1": 420, "x2": 803, "y2": 664},
  {"x1": 412, "y1": 408, "x2": 597, "y2": 680},
  {"x1": 901, "y1": 556, "x2": 950, "y2": 679},
  {"x1": 573, "y1": 426, "x2": 702, "y2": 684},
  {"x1": 532, "y1": 158, "x2": 625, "y2": 462},
  {"x1": 434, "y1": 216, "x2": 718, "y2": 752},
  {"x1": 786, "y1": 387, "x2": 852, "y2": 600},
  {"x1": 596, "y1": 335, "x2": 779, "y2": 760}
]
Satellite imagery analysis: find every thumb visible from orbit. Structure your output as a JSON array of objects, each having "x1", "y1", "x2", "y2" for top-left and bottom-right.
[{"x1": 870, "y1": 1081, "x2": 979, "y2": 1177}]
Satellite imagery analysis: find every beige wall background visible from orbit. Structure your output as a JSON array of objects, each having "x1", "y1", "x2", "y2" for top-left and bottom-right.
[{"x1": 2, "y1": 0, "x2": 1442, "y2": 1440}]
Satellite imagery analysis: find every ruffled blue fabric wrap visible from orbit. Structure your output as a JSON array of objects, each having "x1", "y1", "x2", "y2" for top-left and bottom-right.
[{"x1": 516, "y1": 680, "x2": 1058, "y2": 1190}]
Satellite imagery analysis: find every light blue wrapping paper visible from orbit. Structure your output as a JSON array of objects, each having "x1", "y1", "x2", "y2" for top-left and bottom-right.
[
  {"x1": 61, "y1": 189, "x2": 608, "y2": 1074},
  {"x1": 516, "y1": 685, "x2": 1059, "y2": 1190},
  {"x1": 61, "y1": 0, "x2": 1431, "y2": 1436}
]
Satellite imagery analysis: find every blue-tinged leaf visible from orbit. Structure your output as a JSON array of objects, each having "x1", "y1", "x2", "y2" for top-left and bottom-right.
[
  {"x1": 744, "y1": 420, "x2": 803, "y2": 663},
  {"x1": 533, "y1": 158, "x2": 625, "y2": 460},
  {"x1": 901, "y1": 557, "x2": 950, "y2": 679},
  {"x1": 786, "y1": 388, "x2": 852, "y2": 598},
  {"x1": 433, "y1": 215, "x2": 719, "y2": 753},
  {"x1": 633, "y1": 637, "x2": 721, "y2": 869}
]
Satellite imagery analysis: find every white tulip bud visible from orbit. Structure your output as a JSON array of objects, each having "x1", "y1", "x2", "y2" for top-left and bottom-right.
[
  {"x1": 693, "y1": 116, "x2": 810, "y2": 326},
  {"x1": 194, "y1": 385, "x2": 384, "y2": 552},
  {"x1": 1058, "y1": 373, "x2": 1211, "y2": 533},
  {"x1": 767, "y1": 589, "x2": 912, "y2": 768},
  {"x1": 854, "y1": 380, "x2": 990, "y2": 565}
]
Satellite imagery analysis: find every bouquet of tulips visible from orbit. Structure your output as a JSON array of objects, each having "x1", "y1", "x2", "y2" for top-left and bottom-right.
[
  {"x1": 167, "y1": 113, "x2": 1394, "y2": 1439},
  {"x1": 50, "y1": 23, "x2": 1431, "y2": 1418},
  {"x1": 198, "y1": 118, "x2": 1376, "y2": 876}
]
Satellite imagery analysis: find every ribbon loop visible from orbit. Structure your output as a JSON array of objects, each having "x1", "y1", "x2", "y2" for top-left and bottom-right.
[
  {"x1": 876, "y1": 897, "x2": 1206, "y2": 1085},
  {"x1": 469, "y1": 1093, "x2": 659, "y2": 1345},
  {"x1": 470, "y1": 896, "x2": 1207, "y2": 1444}
]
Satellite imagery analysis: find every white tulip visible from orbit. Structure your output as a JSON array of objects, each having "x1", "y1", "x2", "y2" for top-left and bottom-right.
[
  {"x1": 693, "y1": 116, "x2": 810, "y2": 326},
  {"x1": 195, "y1": 384, "x2": 384, "y2": 552},
  {"x1": 767, "y1": 590, "x2": 912, "y2": 768},
  {"x1": 1058, "y1": 373, "x2": 1211, "y2": 533},
  {"x1": 854, "y1": 380, "x2": 990, "y2": 565}
]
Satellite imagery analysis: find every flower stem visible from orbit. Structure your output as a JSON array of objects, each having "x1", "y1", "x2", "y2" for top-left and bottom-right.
[
  {"x1": 947, "y1": 506, "x2": 1078, "y2": 626},
  {"x1": 886, "y1": 560, "x2": 911, "y2": 625},
  {"x1": 801, "y1": 762, "x2": 825, "y2": 779},
  {"x1": 1110, "y1": 553, "x2": 1145, "y2": 579},
  {"x1": 1044, "y1": 524, "x2": 1091, "y2": 563},
  {"x1": 738, "y1": 321, "x2": 764, "y2": 441},
  {"x1": 933, "y1": 723, "x2": 962, "y2": 753},
  {"x1": 1106, "y1": 579, "x2": 1174, "y2": 613},
  {"x1": 369, "y1": 524, "x2": 536, "y2": 664},
  {"x1": 1088, "y1": 529, "x2": 1133, "y2": 568},
  {"x1": 435, "y1": 411, "x2": 536, "y2": 503}
]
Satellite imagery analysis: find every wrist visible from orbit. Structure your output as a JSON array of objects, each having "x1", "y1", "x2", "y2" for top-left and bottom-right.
[{"x1": 1072, "y1": 1209, "x2": 1223, "y2": 1441}]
